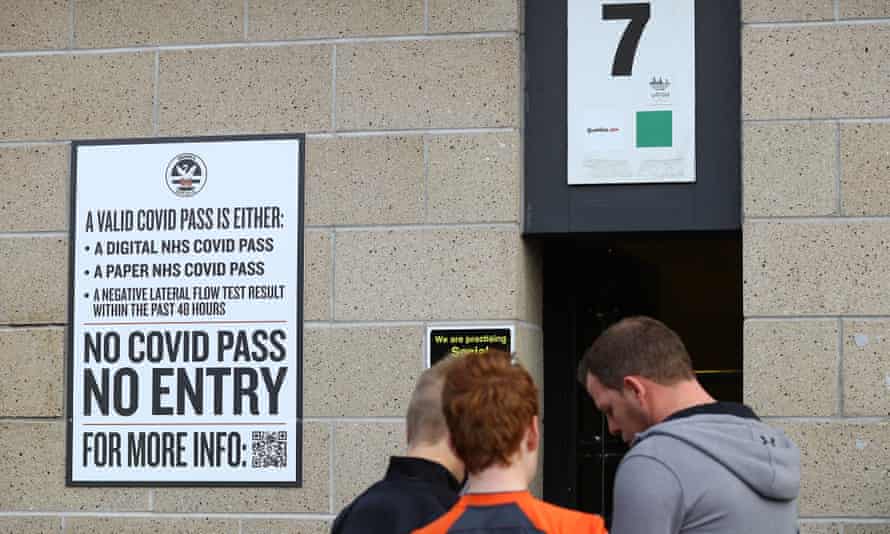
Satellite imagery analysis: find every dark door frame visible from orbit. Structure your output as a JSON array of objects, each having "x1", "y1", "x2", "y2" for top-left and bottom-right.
[{"x1": 540, "y1": 231, "x2": 743, "y2": 518}]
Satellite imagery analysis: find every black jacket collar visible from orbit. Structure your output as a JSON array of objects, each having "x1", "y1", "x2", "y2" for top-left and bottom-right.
[
  {"x1": 664, "y1": 401, "x2": 760, "y2": 423},
  {"x1": 385, "y1": 456, "x2": 462, "y2": 494}
]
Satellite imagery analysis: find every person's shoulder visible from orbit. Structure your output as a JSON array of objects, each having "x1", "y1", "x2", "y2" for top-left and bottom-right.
[
  {"x1": 411, "y1": 501, "x2": 465, "y2": 534},
  {"x1": 331, "y1": 481, "x2": 393, "y2": 529},
  {"x1": 529, "y1": 497, "x2": 607, "y2": 533},
  {"x1": 619, "y1": 440, "x2": 684, "y2": 485},
  {"x1": 625, "y1": 433, "x2": 672, "y2": 460},
  {"x1": 336, "y1": 479, "x2": 455, "y2": 533},
  {"x1": 628, "y1": 425, "x2": 695, "y2": 457},
  {"x1": 358, "y1": 478, "x2": 453, "y2": 513}
]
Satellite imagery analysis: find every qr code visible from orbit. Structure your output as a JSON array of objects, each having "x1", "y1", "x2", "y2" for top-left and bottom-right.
[{"x1": 252, "y1": 430, "x2": 287, "y2": 468}]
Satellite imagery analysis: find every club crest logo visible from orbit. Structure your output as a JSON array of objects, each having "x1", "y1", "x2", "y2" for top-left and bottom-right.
[
  {"x1": 648, "y1": 76, "x2": 672, "y2": 106},
  {"x1": 649, "y1": 76, "x2": 671, "y2": 92},
  {"x1": 166, "y1": 153, "x2": 207, "y2": 197}
]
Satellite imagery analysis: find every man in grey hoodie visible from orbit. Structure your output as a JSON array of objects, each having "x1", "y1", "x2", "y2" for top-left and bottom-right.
[{"x1": 577, "y1": 316, "x2": 800, "y2": 534}]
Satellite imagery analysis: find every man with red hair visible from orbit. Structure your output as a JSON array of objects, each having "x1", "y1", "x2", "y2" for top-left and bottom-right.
[{"x1": 414, "y1": 350, "x2": 606, "y2": 534}]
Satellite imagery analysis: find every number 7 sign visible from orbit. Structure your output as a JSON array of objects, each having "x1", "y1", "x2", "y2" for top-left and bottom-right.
[
  {"x1": 567, "y1": 0, "x2": 696, "y2": 185},
  {"x1": 602, "y1": 3, "x2": 650, "y2": 76}
]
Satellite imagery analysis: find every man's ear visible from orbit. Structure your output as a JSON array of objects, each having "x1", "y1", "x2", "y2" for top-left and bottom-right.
[
  {"x1": 526, "y1": 415, "x2": 540, "y2": 452},
  {"x1": 623, "y1": 375, "x2": 647, "y2": 402}
]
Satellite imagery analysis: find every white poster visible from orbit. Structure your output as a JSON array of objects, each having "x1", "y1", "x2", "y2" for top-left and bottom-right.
[
  {"x1": 568, "y1": 0, "x2": 696, "y2": 184},
  {"x1": 68, "y1": 136, "x2": 303, "y2": 485}
]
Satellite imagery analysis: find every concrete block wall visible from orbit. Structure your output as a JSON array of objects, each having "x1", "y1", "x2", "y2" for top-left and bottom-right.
[
  {"x1": 742, "y1": 1, "x2": 890, "y2": 532},
  {"x1": 0, "y1": 1, "x2": 537, "y2": 532},
  {"x1": 12, "y1": 0, "x2": 890, "y2": 531}
]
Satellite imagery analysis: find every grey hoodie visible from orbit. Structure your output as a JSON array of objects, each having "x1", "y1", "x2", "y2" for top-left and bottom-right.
[{"x1": 610, "y1": 407, "x2": 800, "y2": 534}]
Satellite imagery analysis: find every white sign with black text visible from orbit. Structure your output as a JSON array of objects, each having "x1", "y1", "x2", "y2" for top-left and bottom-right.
[
  {"x1": 567, "y1": 0, "x2": 696, "y2": 184},
  {"x1": 68, "y1": 136, "x2": 303, "y2": 485}
]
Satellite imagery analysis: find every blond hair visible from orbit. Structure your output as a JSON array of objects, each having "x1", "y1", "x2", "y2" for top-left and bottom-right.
[{"x1": 406, "y1": 356, "x2": 460, "y2": 446}]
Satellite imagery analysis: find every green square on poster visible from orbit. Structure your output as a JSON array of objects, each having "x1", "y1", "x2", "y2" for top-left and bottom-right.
[{"x1": 636, "y1": 111, "x2": 672, "y2": 148}]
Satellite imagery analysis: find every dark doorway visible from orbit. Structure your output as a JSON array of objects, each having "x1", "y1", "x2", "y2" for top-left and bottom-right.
[{"x1": 541, "y1": 231, "x2": 742, "y2": 525}]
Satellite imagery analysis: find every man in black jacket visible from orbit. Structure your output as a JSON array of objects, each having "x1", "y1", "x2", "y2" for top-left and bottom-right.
[{"x1": 331, "y1": 356, "x2": 465, "y2": 534}]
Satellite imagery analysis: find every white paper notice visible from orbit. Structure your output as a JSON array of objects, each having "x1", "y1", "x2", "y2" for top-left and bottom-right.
[
  {"x1": 68, "y1": 137, "x2": 303, "y2": 485},
  {"x1": 567, "y1": 0, "x2": 696, "y2": 185}
]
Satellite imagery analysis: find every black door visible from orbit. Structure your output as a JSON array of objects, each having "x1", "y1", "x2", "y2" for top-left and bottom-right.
[{"x1": 541, "y1": 232, "x2": 742, "y2": 525}]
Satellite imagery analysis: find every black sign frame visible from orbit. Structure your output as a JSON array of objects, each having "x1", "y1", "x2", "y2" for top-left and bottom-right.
[
  {"x1": 525, "y1": 0, "x2": 741, "y2": 234},
  {"x1": 427, "y1": 326, "x2": 514, "y2": 367}
]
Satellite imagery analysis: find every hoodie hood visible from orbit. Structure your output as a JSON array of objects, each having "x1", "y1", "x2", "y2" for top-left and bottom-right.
[{"x1": 633, "y1": 413, "x2": 800, "y2": 501}]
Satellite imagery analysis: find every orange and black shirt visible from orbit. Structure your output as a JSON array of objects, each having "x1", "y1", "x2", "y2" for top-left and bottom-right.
[{"x1": 412, "y1": 490, "x2": 607, "y2": 534}]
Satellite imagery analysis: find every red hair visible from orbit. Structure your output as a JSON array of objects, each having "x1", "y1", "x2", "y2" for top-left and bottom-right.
[{"x1": 442, "y1": 350, "x2": 539, "y2": 474}]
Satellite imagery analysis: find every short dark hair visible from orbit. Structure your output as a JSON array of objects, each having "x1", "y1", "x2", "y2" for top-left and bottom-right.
[
  {"x1": 442, "y1": 350, "x2": 539, "y2": 474},
  {"x1": 576, "y1": 316, "x2": 694, "y2": 390}
]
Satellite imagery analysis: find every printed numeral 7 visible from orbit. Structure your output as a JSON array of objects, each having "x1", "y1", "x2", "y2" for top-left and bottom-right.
[{"x1": 602, "y1": 2, "x2": 651, "y2": 76}]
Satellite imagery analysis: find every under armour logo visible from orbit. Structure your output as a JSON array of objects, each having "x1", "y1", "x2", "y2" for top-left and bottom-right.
[{"x1": 760, "y1": 435, "x2": 776, "y2": 447}]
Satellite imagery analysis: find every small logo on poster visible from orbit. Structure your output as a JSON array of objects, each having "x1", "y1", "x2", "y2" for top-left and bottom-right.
[
  {"x1": 649, "y1": 76, "x2": 671, "y2": 91},
  {"x1": 166, "y1": 153, "x2": 207, "y2": 197},
  {"x1": 649, "y1": 76, "x2": 672, "y2": 106}
]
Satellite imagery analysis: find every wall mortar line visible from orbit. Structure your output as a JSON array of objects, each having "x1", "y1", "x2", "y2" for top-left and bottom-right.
[
  {"x1": 328, "y1": 423, "x2": 335, "y2": 514},
  {"x1": 306, "y1": 319, "x2": 529, "y2": 328},
  {"x1": 243, "y1": 0, "x2": 249, "y2": 40},
  {"x1": 421, "y1": 320, "x2": 429, "y2": 367},
  {"x1": 0, "y1": 231, "x2": 68, "y2": 238},
  {"x1": 838, "y1": 319, "x2": 845, "y2": 416},
  {"x1": 330, "y1": 222, "x2": 519, "y2": 232},
  {"x1": 305, "y1": 321, "x2": 424, "y2": 328},
  {"x1": 747, "y1": 17, "x2": 890, "y2": 28},
  {"x1": 745, "y1": 117, "x2": 890, "y2": 125},
  {"x1": 746, "y1": 216, "x2": 890, "y2": 223},
  {"x1": 152, "y1": 51, "x2": 160, "y2": 136},
  {"x1": 68, "y1": 0, "x2": 75, "y2": 48},
  {"x1": 309, "y1": 127, "x2": 517, "y2": 138},
  {"x1": 0, "y1": 417, "x2": 65, "y2": 423},
  {"x1": 423, "y1": 136, "x2": 430, "y2": 221},
  {"x1": 307, "y1": 417, "x2": 404, "y2": 423},
  {"x1": 329, "y1": 230, "x2": 336, "y2": 321},
  {"x1": 799, "y1": 517, "x2": 890, "y2": 523},
  {"x1": 0, "y1": 31, "x2": 517, "y2": 58},
  {"x1": 330, "y1": 46, "x2": 337, "y2": 131},
  {"x1": 836, "y1": 121, "x2": 843, "y2": 215},
  {"x1": 0, "y1": 128, "x2": 517, "y2": 148},
  {"x1": 0, "y1": 512, "x2": 337, "y2": 519},
  {"x1": 0, "y1": 140, "x2": 70, "y2": 148},
  {"x1": 763, "y1": 416, "x2": 890, "y2": 423},
  {"x1": 0, "y1": 324, "x2": 67, "y2": 331},
  {"x1": 748, "y1": 315, "x2": 890, "y2": 320}
]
